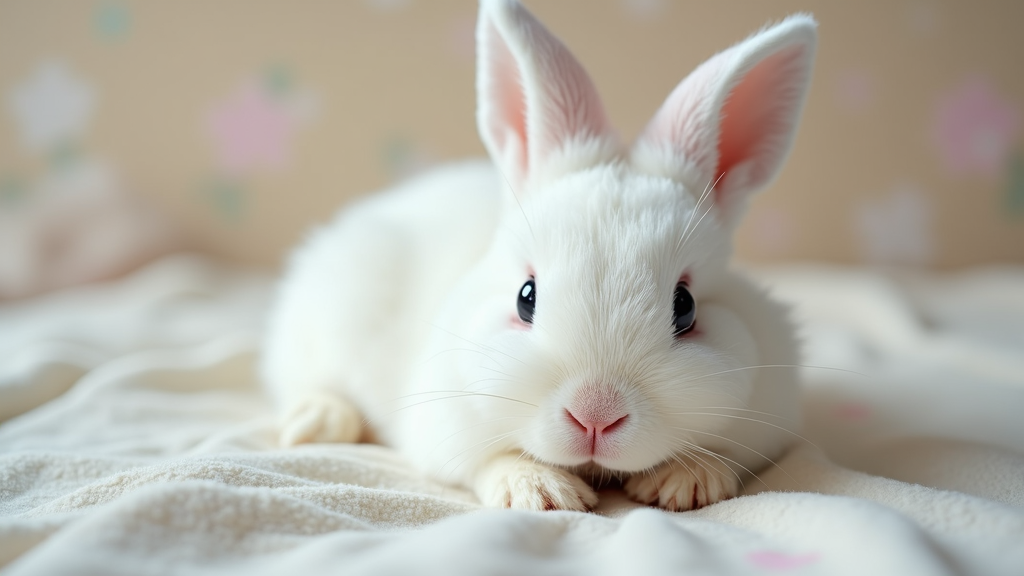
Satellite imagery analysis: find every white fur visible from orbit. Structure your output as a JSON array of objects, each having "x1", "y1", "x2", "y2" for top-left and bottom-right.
[{"x1": 262, "y1": 0, "x2": 817, "y2": 511}]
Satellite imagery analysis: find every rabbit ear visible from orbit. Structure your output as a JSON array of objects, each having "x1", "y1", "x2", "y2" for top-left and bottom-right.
[
  {"x1": 477, "y1": 0, "x2": 619, "y2": 191},
  {"x1": 632, "y1": 15, "x2": 817, "y2": 228}
]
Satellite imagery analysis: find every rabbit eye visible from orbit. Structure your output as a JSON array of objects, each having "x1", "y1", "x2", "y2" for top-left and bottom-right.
[
  {"x1": 673, "y1": 283, "x2": 696, "y2": 336},
  {"x1": 517, "y1": 279, "x2": 536, "y2": 324}
]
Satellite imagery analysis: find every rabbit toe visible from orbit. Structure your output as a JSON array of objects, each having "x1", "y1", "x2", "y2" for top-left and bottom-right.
[
  {"x1": 625, "y1": 455, "x2": 738, "y2": 511},
  {"x1": 476, "y1": 455, "x2": 598, "y2": 511},
  {"x1": 279, "y1": 391, "x2": 362, "y2": 446}
]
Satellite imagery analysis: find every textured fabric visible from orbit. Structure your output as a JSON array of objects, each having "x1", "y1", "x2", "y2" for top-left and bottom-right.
[{"x1": 1, "y1": 255, "x2": 1022, "y2": 575}]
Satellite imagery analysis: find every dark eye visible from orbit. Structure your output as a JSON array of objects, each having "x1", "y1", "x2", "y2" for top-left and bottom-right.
[
  {"x1": 517, "y1": 279, "x2": 536, "y2": 324},
  {"x1": 673, "y1": 283, "x2": 696, "y2": 336}
]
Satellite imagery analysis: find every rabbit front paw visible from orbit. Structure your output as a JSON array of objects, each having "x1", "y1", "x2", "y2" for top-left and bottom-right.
[
  {"x1": 624, "y1": 455, "x2": 738, "y2": 511},
  {"x1": 475, "y1": 454, "x2": 598, "y2": 511},
  {"x1": 279, "y1": 391, "x2": 362, "y2": 446}
]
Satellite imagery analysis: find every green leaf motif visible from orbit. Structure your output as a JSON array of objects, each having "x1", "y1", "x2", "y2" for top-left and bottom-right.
[
  {"x1": 94, "y1": 2, "x2": 131, "y2": 40},
  {"x1": 1006, "y1": 152, "x2": 1024, "y2": 218},
  {"x1": 201, "y1": 179, "x2": 247, "y2": 223},
  {"x1": 263, "y1": 65, "x2": 293, "y2": 98},
  {"x1": 383, "y1": 137, "x2": 414, "y2": 178},
  {"x1": 47, "y1": 141, "x2": 81, "y2": 173},
  {"x1": 0, "y1": 175, "x2": 28, "y2": 208}
]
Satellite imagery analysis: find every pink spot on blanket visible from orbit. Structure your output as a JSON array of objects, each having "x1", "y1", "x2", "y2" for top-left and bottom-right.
[
  {"x1": 834, "y1": 402, "x2": 871, "y2": 421},
  {"x1": 747, "y1": 551, "x2": 819, "y2": 570}
]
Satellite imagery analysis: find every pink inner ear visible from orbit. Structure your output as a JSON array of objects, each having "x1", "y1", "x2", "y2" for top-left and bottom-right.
[
  {"x1": 533, "y1": 50, "x2": 613, "y2": 159},
  {"x1": 716, "y1": 45, "x2": 808, "y2": 191},
  {"x1": 485, "y1": 20, "x2": 528, "y2": 176},
  {"x1": 477, "y1": 1, "x2": 618, "y2": 188}
]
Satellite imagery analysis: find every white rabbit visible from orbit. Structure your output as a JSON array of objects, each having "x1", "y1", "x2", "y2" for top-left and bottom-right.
[{"x1": 262, "y1": 0, "x2": 816, "y2": 512}]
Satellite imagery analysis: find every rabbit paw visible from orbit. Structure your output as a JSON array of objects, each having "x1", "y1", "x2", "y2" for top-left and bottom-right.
[
  {"x1": 475, "y1": 454, "x2": 598, "y2": 511},
  {"x1": 279, "y1": 391, "x2": 362, "y2": 446},
  {"x1": 625, "y1": 455, "x2": 738, "y2": 511}
]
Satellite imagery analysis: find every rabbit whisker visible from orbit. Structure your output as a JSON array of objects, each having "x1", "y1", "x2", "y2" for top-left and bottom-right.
[
  {"x1": 439, "y1": 429, "x2": 523, "y2": 486},
  {"x1": 436, "y1": 429, "x2": 523, "y2": 500},
  {"x1": 494, "y1": 163, "x2": 536, "y2": 242},
  {"x1": 477, "y1": 365, "x2": 522, "y2": 380},
  {"x1": 678, "y1": 172, "x2": 724, "y2": 252},
  {"x1": 680, "y1": 363, "x2": 867, "y2": 383},
  {"x1": 676, "y1": 442, "x2": 753, "y2": 490},
  {"x1": 420, "y1": 347, "x2": 502, "y2": 368},
  {"x1": 678, "y1": 200, "x2": 715, "y2": 254},
  {"x1": 362, "y1": 392, "x2": 537, "y2": 428},
  {"x1": 427, "y1": 415, "x2": 532, "y2": 460},
  {"x1": 668, "y1": 425, "x2": 803, "y2": 489},
  {"x1": 667, "y1": 453, "x2": 708, "y2": 499},
  {"x1": 461, "y1": 377, "x2": 521, "y2": 392},
  {"x1": 424, "y1": 322, "x2": 528, "y2": 366},
  {"x1": 666, "y1": 412, "x2": 818, "y2": 451},
  {"x1": 684, "y1": 405, "x2": 800, "y2": 425},
  {"x1": 677, "y1": 172, "x2": 725, "y2": 253}
]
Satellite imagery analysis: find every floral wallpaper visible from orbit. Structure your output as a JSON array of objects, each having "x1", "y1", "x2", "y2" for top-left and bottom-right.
[
  {"x1": 0, "y1": 0, "x2": 1022, "y2": 270},
  {"x1": 203, "y1": 69, "x2": 317, "y2": 221},
  {"x1": 9, "y1": 61, "x2": 95, "y2": 156},
  {"x1": 934, "y1": 78, "x2": 1020, "y2": 180}
]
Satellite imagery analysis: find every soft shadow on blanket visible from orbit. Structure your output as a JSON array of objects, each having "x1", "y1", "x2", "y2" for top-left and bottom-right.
[{"x1": 1, "y1": 255, "x2": 1023, "y2": 575}]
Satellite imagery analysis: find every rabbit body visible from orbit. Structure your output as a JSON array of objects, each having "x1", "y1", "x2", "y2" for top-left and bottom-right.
[
  {"x1": 263, "y1": 0, "x2": 817, "y2": 511},
  {"x1": 263, "y1": 161, "x2": 502, "y2": 447}
]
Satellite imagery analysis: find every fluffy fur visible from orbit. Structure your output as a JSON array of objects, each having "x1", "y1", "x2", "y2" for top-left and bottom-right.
[{"x1": 262, "y1": 0, "x2": 817, "y2": 511}]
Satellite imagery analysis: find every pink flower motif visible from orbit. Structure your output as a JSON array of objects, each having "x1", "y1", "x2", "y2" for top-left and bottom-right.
[
  {"x1": 206, "y1": 84, "x2": 296, "y2": 177},
  {"x1": 933, "y1": 77, "x2": 1021, "y2": 179},
  {"x1": 747, "y1": 550, "x2": 820, "y2": 571}
]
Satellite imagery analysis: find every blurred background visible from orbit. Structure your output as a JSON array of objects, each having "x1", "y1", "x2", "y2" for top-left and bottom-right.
[{"x1": 1, "y1": 0, "x2": 1022, "y2": 300}]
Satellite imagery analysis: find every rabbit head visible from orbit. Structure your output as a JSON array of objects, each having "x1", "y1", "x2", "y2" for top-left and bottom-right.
[{"x1": 433, "y1": 0, "x2": 815, "y2": 477}]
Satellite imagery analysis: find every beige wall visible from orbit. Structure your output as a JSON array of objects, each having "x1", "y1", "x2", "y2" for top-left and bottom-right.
[{"x1": 2, "y1": 0, "x2": 1023, "y2": 270}]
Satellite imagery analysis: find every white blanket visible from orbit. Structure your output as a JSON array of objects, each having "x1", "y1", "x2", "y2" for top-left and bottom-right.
[{"x1": 2, "y1": 255, "x2": 1022, "y2": 575}]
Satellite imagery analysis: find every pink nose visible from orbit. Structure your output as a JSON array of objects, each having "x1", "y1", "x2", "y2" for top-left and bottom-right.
[{"x1": 565, "y1": 408, "x2": 628, "y2": 437}]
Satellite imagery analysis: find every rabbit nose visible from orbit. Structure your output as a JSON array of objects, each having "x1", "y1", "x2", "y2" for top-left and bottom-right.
[{"x1": 565, "y1": 409, "x2": 629, "y2": 436}]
